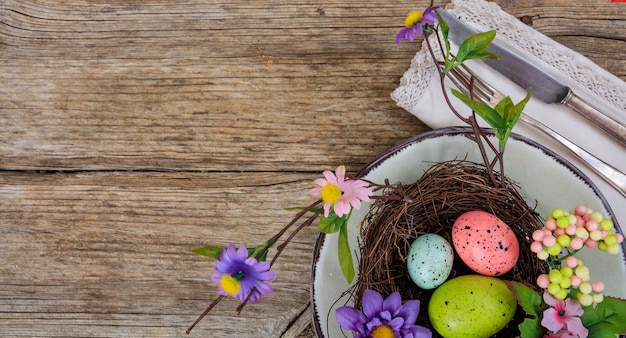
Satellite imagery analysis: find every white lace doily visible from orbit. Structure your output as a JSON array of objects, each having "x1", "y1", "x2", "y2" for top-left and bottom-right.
[{"x1": 391, "y1": 0, "x2": 626, "y2": 116}]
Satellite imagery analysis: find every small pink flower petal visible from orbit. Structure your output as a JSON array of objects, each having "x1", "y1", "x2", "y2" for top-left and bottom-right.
[
  {"x1": 309, "y1": 187, "x2": 322, "y2": 196},
  {"x1": 313, "y1": 178, "x2": 328, "y2": 187},
  {"x1": 542, "y1": 308, "x2": 565, "y2": 333},
  {"x1": 563, "y1": 317, "x2": 588, "y2": 338},
  {"x1": 543, "y1": 291, "x2": 560, "y2": 307},
  {"x1": 333, "y1": 200, "x2": 350, "y2": 217},
  {"x1": 322, "y1": 170, "x2": 337, "y2": 185},
  {"x1": 335, "y1": 166, "x2": 346, "y2": 184},
  {"x1": 563, "y1": 299, "x2": 584, "y2": 317},
  {"x1": 323, "y1": 203, "x2": 331, "y2": 218}
]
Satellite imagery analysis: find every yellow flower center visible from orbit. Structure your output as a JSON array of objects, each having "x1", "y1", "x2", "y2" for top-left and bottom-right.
[
  {"x1": 320, "y1": 183, "x2": 342, "y2": 204},
  {"x1": 219, "y1": 275, "x2": 241, "y2": 295},
  {"x1": 371, "y1": 324, "x2": 395, "y2": 338},
  {"x1": 405, "y1": 11, "x2": 423, "y2": 27}
]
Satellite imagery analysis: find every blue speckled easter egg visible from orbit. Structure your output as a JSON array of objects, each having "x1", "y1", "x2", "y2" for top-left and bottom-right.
[{"x1": 407, "y1": 233, "x2": 454, "y2": 289}]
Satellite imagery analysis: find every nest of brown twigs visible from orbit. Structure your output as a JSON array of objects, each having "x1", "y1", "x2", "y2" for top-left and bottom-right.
[{"x1": 354, "y1": 160, "x2": 550, "y2": 337}]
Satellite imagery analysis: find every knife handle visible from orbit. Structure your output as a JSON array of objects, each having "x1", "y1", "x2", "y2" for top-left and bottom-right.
[{"x1": 563, "y1": 92, "x2": 626, "y2": 147}]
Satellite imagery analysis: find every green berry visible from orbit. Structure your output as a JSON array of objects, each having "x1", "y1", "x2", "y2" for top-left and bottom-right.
[
  {"x1": 592, "y1": 293, "x2": 604, "y2": 304},
  {"x1": 549, "y1": 269, "x2": 563, "y2": 283},
  {"x1": 556, "y1": 216, "x2": 570, "y2": 229},
  {"x1": 560, "y1": 266, "x2": 574, "y2": 278},
  {"x1": 579, "y1": 293, "x2": 593, "y2": 306},
  {"x1": 590, "y1": 211, "x2": 603, "y2": 223},
  {"x1": 557, "y1": 234, "x2": 571, "y2": 247},
  {"x1": 579, "y1": 282, "x2": 592, "y2": 294},
  {"x1": 575, "y1": 265, "x2": 590, "y2": 281},
  {"x1": 604, "y1": 234, "x2": 618, "y2": 246},
  {"x1": 607, "y1": 245, "x2": 620, "y2": 255},
  {"x1": 552, "y1": 208, "x2": 566, "y2": 219},
  {"x1": 559, "y1": 277, "x2": 572, "y2": 289},
  {"x1": 547, "y1": 283, "x2": 561, "y2": 296},
  {"x1": 537, "y1": 250, "x2": 549, "y2": 260},
  {"x1": 599, "y1": 218, "x2": 613, "y2": 231},
  {"x1": 546, "y1": 243, "x2": 562, "y2": 256}
]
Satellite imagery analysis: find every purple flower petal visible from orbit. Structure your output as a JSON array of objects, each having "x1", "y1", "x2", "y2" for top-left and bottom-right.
[
  {"x1": 336, "y1": 306, "x2": 367, "y2": 332},
  {"x1": 396, "y1": 27, "x2": 415, "y2": 43},
  {"x1": 385, "y1": 316, "x2": 405, "y2": 332},
  {"x1": 334, "y1": 289, "x2": 431, "y2": 337},
  {"x1": 410, "y1": 325, "x2": 433, "y2": 338},
  {"x1": 365, "y1": 317, "x2": 383, "y2": 332},
  {"x1": 210, "y1": 244, "x2": 275, "y2": 302},
  {"x1": 362, "y1": 289, "x2": 384, "y2": 318},
  {"x1": 383, "y1": 291, "x2": 402, "y2": 315},
  {"x1": 397, "y1": 299, "x2": 420, "y2": 328}
]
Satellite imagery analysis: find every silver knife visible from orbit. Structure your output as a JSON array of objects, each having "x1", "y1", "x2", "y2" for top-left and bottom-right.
[{"x1": 438, "y1": 9, "x2": 626, "y2": 147}]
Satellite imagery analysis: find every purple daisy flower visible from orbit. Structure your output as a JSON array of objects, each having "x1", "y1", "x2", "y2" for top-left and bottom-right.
[
  {"x1": 396, "y1": 6, "x2": 440, "y2": 43},
  {"x1": 336, "y1": 289, "x2": 432, "y2": 338},
  {"x1": 421, "y1": 6, "x2": 440, "y2": 26},
  {"x1": 210, "y1": 243, "x2": 275, "y2": 302}
]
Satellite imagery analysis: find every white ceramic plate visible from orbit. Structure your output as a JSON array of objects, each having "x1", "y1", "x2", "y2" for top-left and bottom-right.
[{"x1": 310, "y1": 127, "x2": 625, "y2": 337}]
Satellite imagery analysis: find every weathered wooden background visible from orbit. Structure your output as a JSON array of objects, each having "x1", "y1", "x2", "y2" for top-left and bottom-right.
[{"x1": 1, "y1": 0, "x2": 624, "y2": 337}]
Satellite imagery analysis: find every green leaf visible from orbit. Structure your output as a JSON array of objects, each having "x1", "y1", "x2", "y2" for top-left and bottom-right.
[
  {"x1": 191, "y1": 242, "x2": 271, "y2": 261},
  {"x1": 472, "y1": 49, "x2": 500, "y2": 61},
  {"x1": 318, "y1": 211, "x2": 349, "y2": 234},
  {"x1": 496, "y1": 89, "x2": 531, "y2": 151},
  {"x1": 442, "y1": 30, "x2": 500, "y2": 74},
  {"x1": 505, "y1": 281, "x2": 544, "y2": 315},
  {"x1": 504, "y1": 281, "x2": 545, "y2": 338},
  {"x1": 451, "y1": 88, "x2": 505, "y2": 130},
  {"x1": 248, "y1": 242, "x2": 271, "y2": 262},
  {"x1": 455, "y1": 30, "x2": 498, "y2": 63},
  {"x1": 337, "y1": 221, "x2": 355, "y2": 283},
  {"x1": 581, "y1": 296, "x2": 626, "y2": 337},
  {"x1": 191, "y1": 245, "x2": 223, "y2": 259},
  {"x1": 451, "y1": 88, "x2": 532, "y2": 152}
]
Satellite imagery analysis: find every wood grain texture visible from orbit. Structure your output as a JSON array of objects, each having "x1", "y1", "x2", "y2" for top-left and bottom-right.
[
  {"x1": 0, "y1": 171, "x2": 319, "y2": 337},
  {"x1": 0, "y1": 0, "x2": 624, "y2": 337},
  {"x1": 1, "y1": 0, "x2": 426, "y2": 171}
]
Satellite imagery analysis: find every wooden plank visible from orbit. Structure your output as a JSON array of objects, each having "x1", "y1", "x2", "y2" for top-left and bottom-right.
[
  {"x1": 3, "y1": 0, "x2": 622, "y2": 171},
  {"x1": 0, "y1": 171, "x2": 320, "y2": 337},
  {"x1": 0, "y1": 0, "x2": 429, "y2": 171}
]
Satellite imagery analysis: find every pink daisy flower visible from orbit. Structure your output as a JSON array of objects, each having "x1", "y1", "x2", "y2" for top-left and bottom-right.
[
  {"x1": 309, "y1": 166, "x2": 373, "y2": 218},
  {"x1": 541, "y1": 292, "x2": 588, "y2": 338}
]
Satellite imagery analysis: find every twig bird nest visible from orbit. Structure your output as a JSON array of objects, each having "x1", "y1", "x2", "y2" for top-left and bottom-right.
[{"x1": 355, "y1": 160, "x2": 550, "y2": 337}]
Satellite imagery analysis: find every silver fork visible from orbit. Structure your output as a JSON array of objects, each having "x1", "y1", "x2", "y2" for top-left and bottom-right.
[{"x1": 448, "y1": 64, "x2": 626, "y2": 198}]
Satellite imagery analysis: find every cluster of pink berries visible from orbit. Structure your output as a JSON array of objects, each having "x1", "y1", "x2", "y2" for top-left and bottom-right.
[{"x1": 531, "y1": 205, "x2": 624, "y2": 305}]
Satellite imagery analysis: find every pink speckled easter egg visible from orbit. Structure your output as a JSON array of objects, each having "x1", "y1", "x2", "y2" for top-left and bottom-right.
[{"x1": 452, "y1": 210, "x2": 519, "y2": 276}]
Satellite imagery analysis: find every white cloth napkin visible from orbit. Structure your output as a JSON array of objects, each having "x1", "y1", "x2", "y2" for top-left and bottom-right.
[
  {"x1": 392, "y1": 0, "x2": 626, "y2": 225},
  {"x1": 391, "y1": 0, "x2": 626, "y2": 297}
]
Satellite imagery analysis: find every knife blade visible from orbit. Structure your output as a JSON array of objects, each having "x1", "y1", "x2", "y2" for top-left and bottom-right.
[{"x1": 438, "y1": 9, "x2": 626, "y2": 147}]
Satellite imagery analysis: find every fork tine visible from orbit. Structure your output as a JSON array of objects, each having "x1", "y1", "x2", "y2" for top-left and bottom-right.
[{"x1": 448, "y1": 64, "x2": 504, "y2": 106}]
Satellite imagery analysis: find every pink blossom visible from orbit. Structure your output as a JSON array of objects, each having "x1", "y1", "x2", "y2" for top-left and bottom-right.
[
  {"x1": 541, "y1": 292, "x2": 588, "y2": 338},
  {"x1": 309, "y1": 166, "x2": 373, "y2": 217}
]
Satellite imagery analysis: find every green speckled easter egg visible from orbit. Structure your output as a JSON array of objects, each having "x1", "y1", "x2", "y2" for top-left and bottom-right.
[{"x1": 428, "y1": 275, "x2": 516, "y2": 338}]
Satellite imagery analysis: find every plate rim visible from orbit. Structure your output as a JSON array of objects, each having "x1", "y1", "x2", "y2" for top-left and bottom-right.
[{"x1": 309, "y1": 126, "x2": 623, "y2": 338}]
